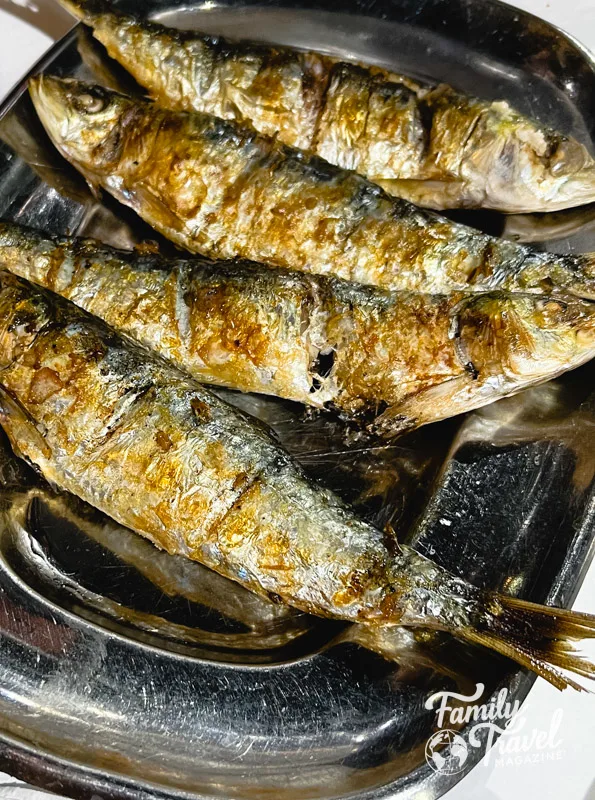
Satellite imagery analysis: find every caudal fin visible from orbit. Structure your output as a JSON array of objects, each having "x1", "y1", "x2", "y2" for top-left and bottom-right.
[
  {"x1": 393, "y1": 545, "x2": 595, "y2": 691},
  {"x1": 455, "y1": 593, "x2": 595, "y2": 691}
]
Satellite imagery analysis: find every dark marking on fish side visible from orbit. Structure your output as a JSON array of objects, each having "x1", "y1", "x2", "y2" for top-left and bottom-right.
[{"x1": 190, "y1": 396, "x2": 211, "y2": 424}]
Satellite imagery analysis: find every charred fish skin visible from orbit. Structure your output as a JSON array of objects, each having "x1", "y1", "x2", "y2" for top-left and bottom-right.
[
  {"x1": 0, "y1": 270, "x2": 476, "y2": 626},
  {"x1": 1, "y1": 271, "x2": 595, "y2": 690},
  {"x1": 59, "y1": 0, "x2": 595, "y2": 213},
  {"x1": 66, "y1": 0, "x2": 333, "y2": 151},
  {"x1": 3, "y1": 222, "x2": 595, "y2": 435},
  {"x1": 28, "y1": 77, "x2": 595, "y2": 300},
  {"x1": 0, "y1": 223, "x2": 327, "y2": 404},
  {"x1": 0, "y1": 268, "x2": 394, "y2": 621}
]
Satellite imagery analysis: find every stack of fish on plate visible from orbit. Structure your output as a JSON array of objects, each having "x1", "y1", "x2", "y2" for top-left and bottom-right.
[{"x1": 2, "y1": 0, "x2": 595, "y2": 690}]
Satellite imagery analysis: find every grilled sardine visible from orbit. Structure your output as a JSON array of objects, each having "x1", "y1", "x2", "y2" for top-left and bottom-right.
[
  {"x1": 1, "y1": 270, "x2": 595, "y2": 689},
  {"x1": 29, "y1": 77, "x2": 595, "y2": 299},
  {"x1": 59, "y1": 0, "x2": 595, "y2": 213},
  {"x1": 2, "y1": 221, "x2": 595, "y2": 436}
]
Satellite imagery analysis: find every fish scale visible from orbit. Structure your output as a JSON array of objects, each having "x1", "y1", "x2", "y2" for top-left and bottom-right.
[
  {"x1": 1, "y1": 221, "x2": 595, "y2": 437},
  {"x1": 1, "y1": 269, "x2": 595, "y2": 689},
  {"x1": 28, "y1": 77, "x2": 595, "y2": 300}
]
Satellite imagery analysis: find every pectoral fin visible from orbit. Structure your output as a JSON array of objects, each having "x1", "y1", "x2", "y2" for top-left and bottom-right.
[{"x1": 0, "y1": 384, "x2": 53, "y2": 464}]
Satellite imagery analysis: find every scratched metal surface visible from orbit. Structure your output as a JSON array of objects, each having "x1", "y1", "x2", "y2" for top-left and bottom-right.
[{"x1": 0, "y1": 1, "x2": 594, "y2": 799}]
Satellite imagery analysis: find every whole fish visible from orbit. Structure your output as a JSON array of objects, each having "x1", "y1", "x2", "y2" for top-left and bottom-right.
[
  {"x1": 2, "y1": 221, "x2": 595, "y2": 436},
  {"x1": 29, "y1": 76, "x2": 595, "y2": 300},
  {"x1": 0, "y1": 432, "x2": 476, "y2": 682},
  {"x1": 1, "y1": 269, "x2": 595, "y2": 690},
  {"x1": 58, "y1": 0, "x2": 595, "y2": 214}
]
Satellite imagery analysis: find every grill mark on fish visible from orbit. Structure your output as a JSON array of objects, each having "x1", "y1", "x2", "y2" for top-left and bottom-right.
[
  {"x1": 459, "y1": 109, "x2": 484, "y2": 163},
  {"x1": 30, "y1": 77, "x2": 595, "y2": 299},
  {"x1": 302, "y1": 53, "x2": 332, "y2": 149},
  {"x1": 92, "y1": 381, "x2": 155, "y2": 445},
  {"x1": 417, "y1": 94, "x2": 437, "y2": 164},
  {"x1": 58, "y1": 0, "x2": 595, "y2": 212},
  {"x1": 174, "y1": 262, "x2": 192, "y2": 359},
  {"x1": 3, "y1": 222, "x2": 595, "y2": 437}
]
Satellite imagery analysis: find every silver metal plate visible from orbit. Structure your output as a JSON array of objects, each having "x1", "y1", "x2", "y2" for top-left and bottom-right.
[{"x1": 0, "y1": 1, "x2": 594, "y2": 799}]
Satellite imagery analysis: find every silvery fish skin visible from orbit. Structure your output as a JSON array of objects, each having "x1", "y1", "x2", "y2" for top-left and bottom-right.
[
  {"x1": 2, "y1": 221, "x2": 595, "y2": 436},
  {"x1": 59, "y1": 0, "x2": 595, "y2": 214},
  {"x1": 0, "y1": 435, "x2": 478, "y2": 681},
  {"x1": 9, "y1": 491, "x2": 308, "y2": 653},
  {"x1": 36, "y1": 494, "x2": 300, "y2": 632},
  {"x1": 1, "y1": 270, "x2": 595, "y2": 690},
  {"x1": 29, "y1": 77, "x2": 595, "y2": 300}
]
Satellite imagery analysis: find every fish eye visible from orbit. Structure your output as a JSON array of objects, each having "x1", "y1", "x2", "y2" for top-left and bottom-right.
[
  {"x1": 75, "y1": 92, "x2": 107, "y2": 114},
  {"x1": 535, "y1": 298, "x2": 572, "y2": 325},
  {"x1": 550, "y1": 150, "x2": 567, "y2": 176},
  {"x1": 536, "y1": 299, "x2": 568, "y2": 314},
  {"x1": 548, "y1": 138, "x2": 586, "y2": 176}
]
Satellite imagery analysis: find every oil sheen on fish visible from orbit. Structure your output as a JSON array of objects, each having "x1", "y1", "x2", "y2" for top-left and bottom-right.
[
  {"x1": 1, "y1": 269, "x2": 595, "y2": 690},
  {"x1": 58, "y1": 0, "x2": 595, "y2": 213},
  {"x1": 2, "y1": 221, "x2": 595, "y2": 436},
  {"x1": 0, "y1": 433, "x2": 478, "y2": 679},
  {"x1": 29, "y1": 77, "x2": 595, "y2": 300}
]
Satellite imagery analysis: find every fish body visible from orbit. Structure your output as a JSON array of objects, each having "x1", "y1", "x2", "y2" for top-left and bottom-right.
[
  {"x1": 0, "y1": 433, "x2": 480, "y2": 680},
  {"x1": 3, "y1": 222, "x2": 595, "y2": 435},
  {"x1": 29, "y1": 77, "x2": 595, "y2": 300},
  {"x1": 59, "y1": 0, "x2": 595, "y2": 213},
  {"x1": 0, "y1": 270, "x2": 595, "y2": 689},
  {"x1": 0, "y1": 269, "x2": 396, "y2": 622}
]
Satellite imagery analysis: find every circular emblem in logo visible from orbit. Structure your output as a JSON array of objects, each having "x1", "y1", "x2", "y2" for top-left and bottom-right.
[{"x1": 425, "y1": 729, "x2": 469, "y2": 775}]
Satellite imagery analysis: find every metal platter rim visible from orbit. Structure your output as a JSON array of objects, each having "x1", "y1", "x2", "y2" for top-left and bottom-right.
[{"x1": 0, "y1": 1, "x2": 594, "y2": 799}]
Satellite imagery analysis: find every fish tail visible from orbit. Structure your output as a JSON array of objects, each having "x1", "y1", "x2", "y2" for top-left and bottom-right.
[
  {"x1": 393, "y1": 547, "x2": 595, "y2": 691},
  {"x1": 448, "y1": 592, "x2": 595, "y2": 691}
]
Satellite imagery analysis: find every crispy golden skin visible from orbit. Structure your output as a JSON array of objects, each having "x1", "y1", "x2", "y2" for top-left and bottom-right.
[
  {"x1": 0, "y1": 270, "x2": 391, "y2": 619},
  {"x1": 1, "y1": 271, "x2": 595, "y2": 690},
  {"x1": 59, "y1": 0, "x2": 595, "y2": 213},
  {"x1": 2, "y1": 222, "x2": 595, "y2": 436},
  {"x1": 29, "y1": 77, "x2": 595, "y2": 300}
]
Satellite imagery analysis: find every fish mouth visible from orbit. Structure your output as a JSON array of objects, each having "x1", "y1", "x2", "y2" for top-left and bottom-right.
[
  {"x1": 485, "y1": 135, "x2": 595, "y2": 213},
  {"x1": 536, "y1": 136, "x2": 595, "y2": 212},
  {"x1": 546, "y1": 168, "x2": 595, "y2": 213},
  {"x1": 29, "y1": 74, "x2": 73, "y2": 146},
  {"x1": 58, "y1": 0, "x2": 100, "y2": 22},
  {"x1": 487, "y1": 169, "x2": 595, "y2": 214}
]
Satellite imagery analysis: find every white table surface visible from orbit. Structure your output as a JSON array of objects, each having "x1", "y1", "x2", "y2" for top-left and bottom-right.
[{"x1": 0, "y1": 1, "x2": 594, "y2": 799}]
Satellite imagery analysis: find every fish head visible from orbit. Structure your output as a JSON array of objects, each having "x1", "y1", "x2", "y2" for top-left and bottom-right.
[
  {"x1": 467, "y1": 103, "x2": 595, "y2": 212},
  {"x1": 538, "y1": 135, "x2": 595, "y2": 211},
  {"x1": 456, "y1": 292, "x2": 595, "y2": 382},
  {"x1": 29, "y1": 75, "x2": 128, "y2": 173}
]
